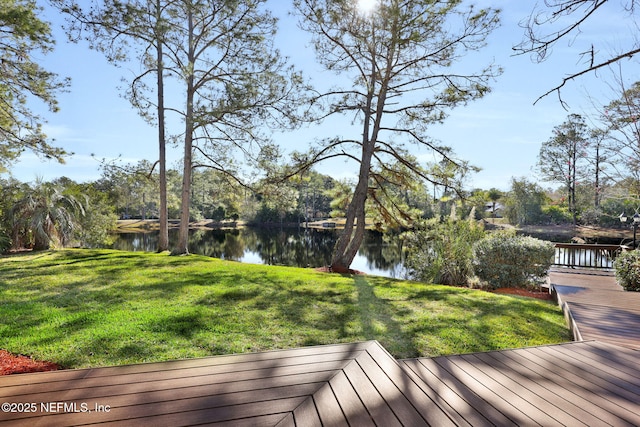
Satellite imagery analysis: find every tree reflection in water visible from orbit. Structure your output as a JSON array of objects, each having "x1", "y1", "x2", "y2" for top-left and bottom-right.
[{"x1": 110, "y1": 227, "x2": 406, "y2": 278}]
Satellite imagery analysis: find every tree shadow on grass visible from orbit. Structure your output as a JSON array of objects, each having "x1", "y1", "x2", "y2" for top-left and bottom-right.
[
  {"x1": 402, "y1": 288, "x2": 571, "y2": 355},
  {"x1": 191, "y1": 273, "x2": 420, "y2": 358},
  {"x1": 353, "y1": 275, "x2": 419, "y2": 358},
  {"x1": 250, "y1": 280, "x2": 358, "y2": 347},
  {"x1": 150, "y1": 311, "x2": 208, "y2": 339}
]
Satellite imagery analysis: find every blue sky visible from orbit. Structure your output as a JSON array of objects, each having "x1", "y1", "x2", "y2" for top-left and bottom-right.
[{"x1": 5, "y1": 0, "x2": 639, "y2": 191}]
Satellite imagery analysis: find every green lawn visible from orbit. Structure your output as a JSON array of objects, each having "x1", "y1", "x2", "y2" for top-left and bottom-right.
[{"x1": 0, "y1": 249, "x2": 571, "y2": 369}]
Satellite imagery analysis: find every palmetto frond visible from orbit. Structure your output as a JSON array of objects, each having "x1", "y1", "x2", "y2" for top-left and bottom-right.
[{"x1": 10, "y1": 182, "x2": 84, "y2": 250}]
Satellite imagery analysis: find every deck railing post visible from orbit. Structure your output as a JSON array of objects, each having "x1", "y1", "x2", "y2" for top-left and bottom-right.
[{"x1": 553, "y1": 243, "x2": 625, "y2": 269}]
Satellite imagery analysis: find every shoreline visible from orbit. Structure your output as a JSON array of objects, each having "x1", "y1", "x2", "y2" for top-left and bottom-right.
[
  {"x1": 116, "y1": 219, "x2": 245, "y2": 231},
  {"x1": 117, "y1": 219, "x2": 632, "y2": 242},
  {"x1": 517, "y1": 224, "x2": 631, "y2": 243}
]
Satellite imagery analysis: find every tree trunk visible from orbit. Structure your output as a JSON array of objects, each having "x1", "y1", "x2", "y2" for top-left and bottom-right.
[
  {"x1": 331, "y1": 32, "x2": 387, "y2": 272},
  {"x1": 331, "y1": 100, "x2": 374, "y2": 270},
  {"x1": 331, "y1": 95, "x2": 376, "y2": 270},
  {"x1": 594, "y1": 143, "x2": 600, "y2": 209},
  {"x1": 330, "y1": 177, "x2": 369, "y2": 272},
  {"x1": 33, "y1": 236, "x2": 50, "y2": 251},
  {"x1": 156, "y1": 1, "x2": 169, "y2": 252},
  {"x1": 173, "y1": 7, "x2": 195, "y2": 255},
  {"x1": 570, "y1": 148, "x2": 577, "y2": 225},
  {"x1": 175, "y1": 132, "x2": 192, "y2": 255}
]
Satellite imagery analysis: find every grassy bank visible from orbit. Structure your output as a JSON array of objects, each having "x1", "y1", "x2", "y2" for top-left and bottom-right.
[{"x1": 0, "y1": 249, "x2": 571, "y2": 369}]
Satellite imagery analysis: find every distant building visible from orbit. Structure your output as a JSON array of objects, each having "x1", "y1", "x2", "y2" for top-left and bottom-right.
[{"x1": 485, "y1": 202, "x2": 504, "y2": 218}]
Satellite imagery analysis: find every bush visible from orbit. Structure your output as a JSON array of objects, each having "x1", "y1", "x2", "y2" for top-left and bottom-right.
[
  {"x1": 542, "y1": 205, "x2": 572, "y2": 225},
  {"x1": 0, "y1": 231, "x2": 10, "y2": 254},
  {"x1": 473, "y1": 234, "x2": 554, "y2": 290},
  {"x1": 405, "y1": 218, "x2": 485, "y2": 286},
  {"x1": 579, "y1": 207, "x2": 602, "y2": 226},
  {"x1": 503, "y1": 178, "x2": 546, "y2": 225},
  {"x1": 613, "y1": 250, "x2": 640, "y2": 291}
]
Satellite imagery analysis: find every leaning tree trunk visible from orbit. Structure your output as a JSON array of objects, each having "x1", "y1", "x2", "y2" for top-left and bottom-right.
[
  {"x1": 331, "y1": 138, "x2": 375, "y2": 272},
  {"x1": 331, "y1": 186, "x2": 366, "y2": 273},
  {"x1": 330, "y1": 18, "x2": 391, "y2": 272}
]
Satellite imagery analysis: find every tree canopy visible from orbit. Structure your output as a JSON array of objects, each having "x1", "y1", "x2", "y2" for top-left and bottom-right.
[
  {"x1": 0, "y1": 0, "x2": 69, "y2": 170},
  {"x1": 55, "y1": 0, "x2": 306, "y2": 255},
  {"x1": 514, "y1": 0, "x2": 640, "y2": 104},
  {"x1": 536, "y1": 114, "x2": 589, "y2": 224},
  {"x1": 293, "y1": 0, "x2": 500, "y2": 270}
]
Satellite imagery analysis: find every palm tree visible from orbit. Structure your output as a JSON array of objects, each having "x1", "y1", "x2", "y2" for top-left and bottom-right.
[
  {"x1": 487, "y1": 188, "x2": 502, "y2": 221},
  {"x1": 11, "y1": 181, "x2": 85, "y2": 250}
]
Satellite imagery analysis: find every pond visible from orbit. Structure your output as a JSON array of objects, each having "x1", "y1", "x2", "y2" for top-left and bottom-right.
[
  {"x1": 109, "y1": 226, "x2": 623, "y2": 279},
  {"x1": 110, "y1": 227, "x2": 407, "y2": 278}
]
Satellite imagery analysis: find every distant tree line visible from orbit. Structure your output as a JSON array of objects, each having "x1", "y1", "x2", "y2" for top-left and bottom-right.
[
  {"x1": 2, "y1": 0, "x2": 639, "y2": 268},
  {"x1": 508, "y1": 80, "x2": 640, "y2": 229}
]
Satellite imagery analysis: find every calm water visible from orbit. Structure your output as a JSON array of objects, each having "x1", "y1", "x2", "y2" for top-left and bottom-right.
[
  {"x1": 109, "y1": 228, "x2": 620, "y2": 278},
  {"x1": 110, "y1": 227, "x2": 407, "y2": 278}
]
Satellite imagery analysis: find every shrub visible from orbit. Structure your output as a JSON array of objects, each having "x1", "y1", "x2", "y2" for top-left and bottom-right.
[
  {"x1": 579, "y1": 207, "x2": 601, "y2": 226},
  {"x1": 0, "y1": 231, "x2": 10, "y2": 254},
  {"x1": 503, "y1": 178, "x2": 546, "y2": 225},
  {"x1": 613, "y1": 250, "x2": 640, "y2": 291},
  {"x1": 542, "y1": 205, "x2": 572, "y2": 225},
  {"x1": 473, "y1": 234, "x2": 554, "y2": 290},
  {"x1": 405, "y1": 218, "x2": 485, "y2": 286}
]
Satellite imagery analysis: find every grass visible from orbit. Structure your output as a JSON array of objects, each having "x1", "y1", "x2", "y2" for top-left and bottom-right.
[{"x1": 0, "y1": 249, "x2": 571, "y2": 369}]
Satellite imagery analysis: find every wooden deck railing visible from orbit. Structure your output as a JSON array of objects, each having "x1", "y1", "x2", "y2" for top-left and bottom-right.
[{"x1": 553, "y1": 243, "x2": 629, "y2": 269}]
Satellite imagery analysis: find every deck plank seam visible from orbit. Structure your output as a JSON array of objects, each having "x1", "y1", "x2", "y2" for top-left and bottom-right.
[
  {"x1": 483, "y1": 347, "x2": 626, "y2": 426},
  {"x1": 361, "y1": 346, "x2": 426, "y2": 424},
  {"x1": 312, "y1": 381, "x2": 348, "y2": 426},
  {"x1": 356, "y1": 349, "x2": 429, "y2": 426},
  {"x1": 444, "y1": 355, "x2": 543, "y2": 426},
  {"x1": 460, "y1": 352, "x2": 574, "y2": 427},
  {"x1": 474, "y1": 350, "x2": 596, "y2": 427},
  {"x1": 528, "y1": 347, "x2": 640, "y2": 423},
  {"x1": 424, "y1": 357, "x2": 518, "y2": 426}
]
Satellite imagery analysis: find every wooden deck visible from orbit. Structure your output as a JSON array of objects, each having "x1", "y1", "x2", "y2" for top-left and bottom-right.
[
  {"x1": 549, "y1": 268, "x2": 640, "y2": 349},
  {"x1": 401, "y1": 342, "x2": 640, "y2": 426},
  {"x1": 0, "y1": 341, "x2": 441, "y2": 426},
  {"x1": 401, "y1": 340, "x2": 640, "y2": 426},
  {"x1": 1, "y1": 339, "x2": 639, "y2": 426}
]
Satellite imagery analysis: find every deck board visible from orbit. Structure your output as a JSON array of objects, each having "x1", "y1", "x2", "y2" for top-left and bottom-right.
[
  {"x1": 0, "y1": 342, "x2": 374, "y2": 427},
  {"x1": 399, "y1": 359, "x2": 479, "y2": 427},
  {"x1": 402, "y1": 341, "x2": 640, "y2": 427},
  {"x1": 327, "y1": 370, "x2": 375, "y2": 427},
  {"x1": 82, "y1": 397, "x2": 306, "y2": 427},
  {"x1": 452, "y1": 353, "x2": 562, "y2": 426},
  {"x1": 0, "y1": 353, "x2": 355, "y2": 397},
  {"x1": 468, "y1": 351, "x2": 594, "y2": 426},
  {"x1": 549, "y1": 269, "x2": 640, "y2": 349},
  {"x1": 292, "y1": 397, "x2": 322, "y2": 427},
  {"x1": 312, "y1": 380, "x2": 348, "y2": 426},
  {"x1": 401, "y1": 357, "x2": 518, "y2": 426},
  {"x1": 0, "y1": 341, "x2": 448, "y2": 426},
  {"x1": 539, "y1": 346, "x2": 640, "y2": 406},
  {"x1": 342, "y1": 354, "x2": 402, "y2": 427},
  {"x1": 352, "y1": 351, "x2": 428, "y2": 427},
  {"x1": 486, "y1": 346, "x2": 637, "y2": 427},
  {"x1": 1, "y1": 332, "x2": 639, "y2": 425},
  {"x1": 426, "y1": 356, "x2": 528, "y2": 426}
]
